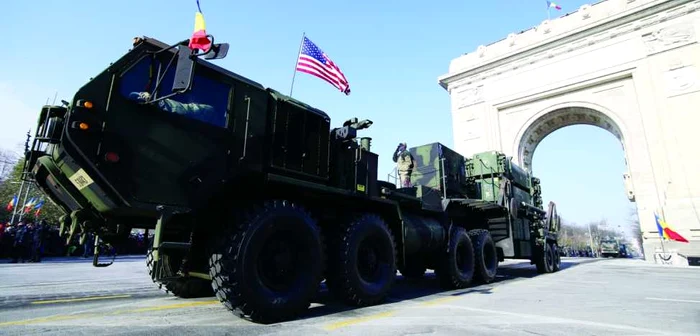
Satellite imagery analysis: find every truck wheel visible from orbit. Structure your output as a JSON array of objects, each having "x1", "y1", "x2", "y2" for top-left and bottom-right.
[
  {"x1": 535, "y1": 242, "x2": 554, "y2": 274},
  {"x1": 146, "y1": 248, "x2": 171, "y2": 294},
  {"x1": 469, "y1": 229, "x2": 498, "y2": 284},
  {"x1": 551, "y1": 243, "x2": 561, "y2": 272},
  {"x1": 146, "y1": 247, "x2": 213, "y2": 298},
  {"x1": 435, "y1": 227, "x2": 475, "y2": 289},
  {"x1": 209, "y1": 200, "x2": 324, "y2": 324},
  {"x1": 326, "y1": 213, "x2": 397, "y2": 307}
]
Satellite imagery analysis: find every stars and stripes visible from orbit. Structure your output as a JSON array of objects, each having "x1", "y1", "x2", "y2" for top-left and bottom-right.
[{"x1": 295, "y1": 36, "x2": 351, "y2": 95}]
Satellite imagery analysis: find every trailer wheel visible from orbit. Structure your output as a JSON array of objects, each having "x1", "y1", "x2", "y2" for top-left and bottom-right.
[
  {"x1": 469, "y1": 229, "x2": 498, "y2": 284},
  {"x1": 435, "y1": 227, "x2": 475, "y2": 289},
  {"x1": 326, "y1": 213, "x2": 397, "y2": 306},
  {"x1": 209, "y1": 200, "x2": 324, "y2": 324}
]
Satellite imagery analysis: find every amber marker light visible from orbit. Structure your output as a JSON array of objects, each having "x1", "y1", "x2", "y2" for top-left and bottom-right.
[
  {"x1": 77, "y1": 99, "x2": 93, "y2": 109},
  {"x1": 79, "y1": 122, "x2": 89, "y2": 130}
]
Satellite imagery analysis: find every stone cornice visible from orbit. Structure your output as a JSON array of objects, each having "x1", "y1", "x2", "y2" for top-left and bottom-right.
[{"x1": 437, "y1": 0, "x2": 699, "y2": 91}]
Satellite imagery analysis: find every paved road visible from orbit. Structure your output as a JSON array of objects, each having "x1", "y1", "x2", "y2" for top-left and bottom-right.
[{"x1": 0, "y1": 256, "x2": 698, "y2": 335}]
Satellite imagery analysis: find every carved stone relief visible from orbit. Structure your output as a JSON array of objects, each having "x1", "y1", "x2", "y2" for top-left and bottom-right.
[
  {"x1": 642, "y1": 23, "x2": 696, "y2": 55},
  {"x1": 456, "y1": 85, "x2": 484, "y2": 109},
  {"x1": 664, "y1": 65, "x2": 698, "y2": 97}
]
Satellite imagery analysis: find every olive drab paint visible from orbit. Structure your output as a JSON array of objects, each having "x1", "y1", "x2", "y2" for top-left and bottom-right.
[{"x1": 20, "y1": 35, "x2": 563, "y2": 325}]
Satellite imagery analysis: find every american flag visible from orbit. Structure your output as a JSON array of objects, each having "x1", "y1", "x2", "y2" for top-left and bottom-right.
[{"x1": 295, "y1": 36, "x2": 351, "y2": 95}]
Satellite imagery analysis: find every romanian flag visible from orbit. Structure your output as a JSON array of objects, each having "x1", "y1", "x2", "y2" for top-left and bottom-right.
[
  {"x1": 23, "y1": 197, "x2": 36, "y2": 213},
  {"x1": 6, "y1": 195, "x2": 17, "y2": 211},
  {"x1": 188, "y1": 0, "x2": 212, "y2": 52},
  {"x1": 547, "y1": 1, "x2": 562, "y2": 10},
  {"x1": 655, "y1": 213, "x2": 689, "y2": 243},
  {"x1": 33, "y1": 199, "x2": 45, "y2": 217}
]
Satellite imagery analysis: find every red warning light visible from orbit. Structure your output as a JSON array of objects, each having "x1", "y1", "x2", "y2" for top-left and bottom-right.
[{"x1": 104, "y1": 152, "x2": 120, "y2": 163}]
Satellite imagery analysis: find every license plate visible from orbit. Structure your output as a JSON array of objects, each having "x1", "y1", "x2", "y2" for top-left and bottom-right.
[{"x1": 69, "y1": 168, "x2": 95, "y2": 190}]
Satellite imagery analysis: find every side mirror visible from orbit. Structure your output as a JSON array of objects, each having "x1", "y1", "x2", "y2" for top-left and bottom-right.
[
  {"x1": 204, "y1": 43, "x2": 229, "y2": 60},
  {"x1": 171, "y1": 39, "x2": 228, "y2": 92},
  {"x1": 172, "y1": 45, "x2": 195, "y2": 92}
]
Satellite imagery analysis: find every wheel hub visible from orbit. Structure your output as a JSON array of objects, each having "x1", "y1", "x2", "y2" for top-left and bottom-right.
[
  {"x1": 358, "y1": 241, "x2": 382, "y2": 282},
  {"x1": 259, "y1": 233, "x2": 300, "y2": 292}
]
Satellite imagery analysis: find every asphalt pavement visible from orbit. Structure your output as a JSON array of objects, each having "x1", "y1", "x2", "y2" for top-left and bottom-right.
[{"x1": 0, "y1": 256, "x2": 698, "y2": 335}]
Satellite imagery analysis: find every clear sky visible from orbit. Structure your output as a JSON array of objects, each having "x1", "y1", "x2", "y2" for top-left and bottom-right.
[{"x1": 0, "y1": 0, "x2": 636, "y2": 235}]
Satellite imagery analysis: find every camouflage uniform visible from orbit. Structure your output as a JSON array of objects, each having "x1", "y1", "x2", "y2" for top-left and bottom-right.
[
  {"x1": 393, "y1": 143, "x2": 414, "y2": 188},
  {"x1": 128, "y1": 92, "x2": 220, "y2": 126}
]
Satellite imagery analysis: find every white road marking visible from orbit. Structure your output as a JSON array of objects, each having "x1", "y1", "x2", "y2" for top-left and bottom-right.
[
  {"x1": 645, "y1": 297, "x2": 700, "y2": 304},
  {"x1": 405, "y1": 304, "x2": 696, "y2": 335},
  {"x1": 0, "y1": 277, "x2": 146, "y2": 289}
]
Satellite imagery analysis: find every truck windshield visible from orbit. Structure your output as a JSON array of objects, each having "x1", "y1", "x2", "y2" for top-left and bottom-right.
[{"x1": 118, "y1": 54, "x2": 230, "y2": 128}]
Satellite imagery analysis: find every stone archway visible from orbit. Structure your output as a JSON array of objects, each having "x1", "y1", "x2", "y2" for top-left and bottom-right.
[
  {"x1": 512, "y1": 102, "x2": 638, "y2": 204},
  {"x1": 515, "y1": 103, "x2": 626, "y2": 173}
]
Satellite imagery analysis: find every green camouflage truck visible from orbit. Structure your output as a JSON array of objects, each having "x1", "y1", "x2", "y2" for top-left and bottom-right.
[
  {"x1": 600, "y1": 239, "x2": 621, "y2": 258},
  {"x1": 21, "y1": 35, "x2": 562, "y2": 324}
]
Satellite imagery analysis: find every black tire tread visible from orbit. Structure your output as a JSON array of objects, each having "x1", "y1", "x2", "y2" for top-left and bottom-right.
[
  {"x1": 209, "y1": 200, "x2": 324, "y2": 324},
  {"x1": 146, "y1": 248, "x2": 214, "y2": 298},
  {"x1": 468, "y1": 229, "x2": 498, "y2": 284},
  {"x1": 325, "y1": 213, "x2": 397, "y2": 307},
  {"x1": 434, "y1": 226, "x2": 475, "y2": 290}
]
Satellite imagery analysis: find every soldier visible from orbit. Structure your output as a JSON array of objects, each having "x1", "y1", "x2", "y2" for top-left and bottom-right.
[{"x1": 392, "y1": 142, "x2": 414, "y2": 188}]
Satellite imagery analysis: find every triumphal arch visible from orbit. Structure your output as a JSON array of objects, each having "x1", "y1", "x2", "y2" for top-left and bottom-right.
[{"x1": 438, "y1": 0, "x2": 700, "y2": 264}]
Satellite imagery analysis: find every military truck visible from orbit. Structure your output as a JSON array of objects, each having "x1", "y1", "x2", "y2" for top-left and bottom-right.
[
  {"x1": 600, "y1": 239, "x2": 620, "y2": 258},
  {"x1": 21, "y1": 35, "x2": 562, "y2": 324}
]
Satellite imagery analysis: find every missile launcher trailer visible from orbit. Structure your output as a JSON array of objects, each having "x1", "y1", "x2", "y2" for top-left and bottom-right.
[{"x1": 21, "y1": 36, "x2": 562, "y2": 324}]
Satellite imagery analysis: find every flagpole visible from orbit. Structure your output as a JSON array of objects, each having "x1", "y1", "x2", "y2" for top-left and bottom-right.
[
  {"x1": 17, "y1": 183, "x2": 31, "y2": 222},
  {"x1": 659, "y1": 209, "x2": 668, "y2": 254},
  {"x1": 289, "y1": 32, "x2": 305, "y2": 97},
  {"x1": 10, "y1": 130, "x2": 32, "y2": 225},
  {"x1": 9, "y1": 183, "x2": 24, "y2": 225}
]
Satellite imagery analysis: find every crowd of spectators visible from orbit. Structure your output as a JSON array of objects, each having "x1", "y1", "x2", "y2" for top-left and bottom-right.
[{"x1": 1, "y1": 218, "x2": 151, "y2": 262}]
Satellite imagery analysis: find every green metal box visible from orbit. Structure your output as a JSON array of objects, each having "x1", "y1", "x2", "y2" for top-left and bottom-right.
[
  {"x1": 409, "y1": 142, "x2": 469, "y2": 198},
  {"x1": 467, "y1": 151, "x2": 531, "y2": 191}
]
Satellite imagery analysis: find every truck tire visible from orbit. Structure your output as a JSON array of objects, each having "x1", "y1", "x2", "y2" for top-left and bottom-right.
[
  {"x1": 209, "y1": 200, "x2": 325, "y2": 324},
  {"x1": 146, "y1": 247, "x2": 213, "y2": 298},
  {"x1": 551, "y1": 243, "x2": 561, "y2": 272},
  {"x1": 146, "y1": 248, "x2": 171, "y2": 294},
  {"x1": 326, "y1": 213, "x2": 397, "y2": 307},
  {"x1": 469, "y1": 229, "x2": 498, "y2": 284},
  {"x1": 435, "y1": 226, "x2": 475, "y2": 289},
  {"x1": 535, "y1": 242, "x2": 554, "y2": 274}
]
